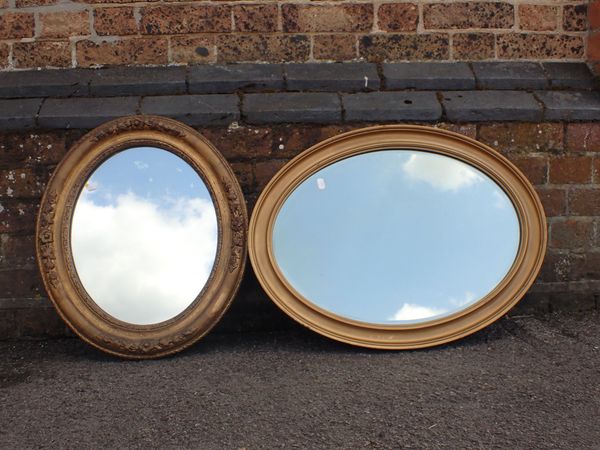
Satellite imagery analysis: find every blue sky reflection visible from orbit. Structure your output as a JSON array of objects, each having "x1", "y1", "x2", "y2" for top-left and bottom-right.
[
  {"x1": 273, "y1": 150, "x2": 520, "y2": 324},
  {"x1": 71, "y1": 147, "x2": 218, "y2": 325}
]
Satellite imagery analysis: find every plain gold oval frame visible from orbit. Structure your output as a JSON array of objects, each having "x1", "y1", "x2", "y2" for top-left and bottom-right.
[
  {"x1": 249, "y1": 125, "x2": 547, "y2": 349},
  {"x1": 36, "y1": 116, "x2": 247, "y2": 359}
]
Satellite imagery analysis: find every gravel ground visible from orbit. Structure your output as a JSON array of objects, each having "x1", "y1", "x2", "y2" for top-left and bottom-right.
[{"x1": 1, "y1": 312, "x2": 599, "y2": 449}]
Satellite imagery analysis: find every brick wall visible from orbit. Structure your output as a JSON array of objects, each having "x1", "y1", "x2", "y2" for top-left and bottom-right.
[{"x1": 0, "y1": 1, "x2": 591, "y2": 70}]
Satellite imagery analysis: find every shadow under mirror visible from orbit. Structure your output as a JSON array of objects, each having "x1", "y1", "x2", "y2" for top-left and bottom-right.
[
  {"x1": 71, "y1": 146, "x2": 218, "y2": 325},
  {"x1": 273, "y1": 150, "x2": 520, "y2": 325}
]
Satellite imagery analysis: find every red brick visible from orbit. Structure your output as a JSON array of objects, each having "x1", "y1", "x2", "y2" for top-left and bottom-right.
[
  {"x1": 569, "y1": 188, "x2": 600, "y2": 216},
  {"x1": 377, "y1": 3, "x2": 418, "y2": 32},
  {"x1": 0, "y1": 269, "x2": 44, "y2": 298},
  {"x1": 0, "y1": 234, "x2": 35, "y2": 268},
  {"x1": 590, "y1": 0, "x2": 600, "y2": 29},
  {"x1": 15, "y1": 0, "x2": 58, "y2": 6},
  {"x1": 478, "y1": 123, "x2": 564, "y2": 155},
  {"x1": 511, "y1": 156, "x2": 548, "y2": 185},
  {"x1": 423, "y1": 2, "x2": 514, "y2": 29},
  {"x1": 313, "y1": 34, "x2": 357, "y2": 61},
  {"x1": 566, "y1": 123, "x2": 600, "y2": 152},
  {"x1": 94, "y1": 7, "x2": 138, "y2": 36},
  {"x1": 234, "y1": 4, "x2": 278, "y2": 33},
  {"x1": 229, "y1": 161, "x2": 254, "y2": 194},
  {"x1": 0, "y1": 12, "x2": 35, "y2": 39},
  {"x1": 76, "y1": 38, "x2": 168, "y2": 67},
  {"x1": 588, "y1": 31, "x2": 600, "y2": 61},
  {"x1": 594, "y1": 158, "x2": 600, "y2": 184},
  {"x1": 498, "y1": 34, "x2": 584, "y2": 59},
  {"x1": 40, "y1": 10, "x2": 89, "y2": 38},
  {"x1": 452, "y1": 33, "x2": 495, "y2": 60},
  {"x1": 271, "y1": 125, "x2": 354, "y2": 159},
  {"x1": 0, "y1": 200, "x2": 38, "y2": 233},
  {"x1": 0, "y1": 132, "x2": 69, "y2": 167},
  {"x1": 535, "y1": 187, "x2": 567, "y2": 217},
  {"x1": 519, "y1": 5, "x2": 557, "y2": 31},
  {"x1": 255, "y1": 159, "x2": 288, "y2": 192},
  {"x1": 170, "y1": 35, "x2": 215, "y2": 64},
  {"x1": 198, "y1": 126, "x2": 272, "y2": 159},
  {"x1": 13, "y1": 41, "x2": 71, "y2": 68},
  {"x1": 563, "y1": 3, "x2": 588, "y2": 32},
  {"x1": 434, "y1": 123, "x2": 477, "y2": 139},
  {"x1": 571, "y1": 252, "x2": 600, "y2": 280},
  {"x1": 217, "y1": 34, "x2": 310, "y2": 63},
  {"x1": 0, "y1": 167, "x2": 48, "y2": 199},
  {"x1": 549, "y1": 156, "x2": 593, "y2": 184},
  {"x1": 550, "y1": 219, "x2": 594, "y2": 249},
  {"x1": 141, "y1": 4, "x2": 231, "y2": 34},
  {"x1": 0, "y1": 42, "x2": 8, "y2": 69},
  {"x1": 538, "y1": 251, "x2": 574, "y2": 282},
  {"x1": 282, "y1": 4, "x2": 373, "y2": 33},
  {"x1": 359, "y1": 33, "x2": 449, "y2": 62}
]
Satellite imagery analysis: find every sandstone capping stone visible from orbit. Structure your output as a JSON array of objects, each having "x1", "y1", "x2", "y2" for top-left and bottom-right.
[
  {"x1": 285, "y1": 63, "x2": 380, "y2": 92},
  {"x1": 342, "y1": 92, "x2": 442, "y2": 122}
]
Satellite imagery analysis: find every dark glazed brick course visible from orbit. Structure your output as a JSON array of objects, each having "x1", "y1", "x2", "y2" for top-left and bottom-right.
[
  {"x1": 141, "y1": 95, "x2": 239, "y2": 126},
  {"x1": 343, "y1": 92, "x2": 442, "y2": 122},
  {"x1": 285, "y1": 63, "x2": 380, "y2": 92},
  {"x1": 90, "y1": 66, "x2": 187, "y2": 97},
  {"x1": 38, "y1": 97, "x2": 139, "y2": 129},
  {"x1": 243, "y1": 93, "x2": 341, "y2": 124},
  {"x1": 189, "y1": 64, "x2": 284, "y2": 93},
  {"x1": 0, "y1": 99, "x2": 43, "y2": 130},
  {"x1": 442, "y1": 91, "x2": 543, "y2": 122},
  {"x1": 472, "y1": 62, "x2": 547, "y2": 90},
  {"x1": 0, "y1": 70, "x2": 90, "y2": 99},
  {"x1": 383, "y1": 63, "x2": 475, "y2": 90},
  {"x1": 535, "y1": 91, "x2": 600, "y2": 121}
]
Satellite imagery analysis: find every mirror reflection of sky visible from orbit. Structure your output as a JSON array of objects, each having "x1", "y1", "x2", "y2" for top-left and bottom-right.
[
  {"x1": 273, "y1": 150, "x2": 520, "y2": 325},
  {"x1": 71, "y1": 147, "x2": 218, "y2": 325}
]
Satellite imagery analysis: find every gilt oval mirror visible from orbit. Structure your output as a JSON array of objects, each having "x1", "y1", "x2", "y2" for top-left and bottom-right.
[
  {"x1": 249, "y1": 125, "x2": 547, "y2": 349},
  {"x1": 37, "y1": 116, "x2": 247, "y2": 358}
]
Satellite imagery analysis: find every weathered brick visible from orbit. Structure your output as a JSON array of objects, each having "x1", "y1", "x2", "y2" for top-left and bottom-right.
[
  {"x1": 433, "y1": 123, "x2": 477, "y2": 139},
  {"x1": 538, "y1": 251, "x2": 574, "y2": 282},
  {"x1": 282, "y1": 4, "x2": 373, "y2": 33},
  {"x1": 570, "y1": 188, "x2": 600, "y2": 216},
  {"x1": 478, "y1": 123, "x2": 564, "y2": 154},
  {"x1": 141, "y1": 4, "x2": 231, "y2": 34},
  {"x1": 313, "y1": 34, "x2": 356, "y2": 61},
  {"x1": 519, "y1": 5, "x2": 557, "y2": 31},
  {"x1": 234, "y1": 4, "x2": 278, "y2": 33},
  {"x1": 384, "y1": 62, "x2": 475, "y2": 90},
  {"x1": 359, "y1": 34, "x2": 449, "y2": 62},
  {"x1": 0, "y1": 200, "x2": 38, "y2": 233},
  {"x1": 0, "y1": 0, "x2": 6, "y2": 8},
  {"x1": 0, "y1": 269, "x2": 43, "y2": 298},
  {"x1": 550, "y1": 156, "x2": 593, "y2": 184},
  {"x1": 217, "y1": 34, "x2": 310, "y2": 63},
  {"x1": 571, "y1": 252, "x2": 600, "y2": 280},
  {"x1": 563, "y1": 3, "x2": 588, "y2": 32},
  {"x1": 551, "y1": 219, "x2": 594, "y2": 249},
  {"x1": 0, "y1": 167, "x2": 49, "y2": 199},
  {"x1": 40, "y1": 10, "x2": 89, "y2": 38},
  {"x1": 0, "y1": 12, "x2": 35, "y2": 39},
  {"x1": 94, "y1": 7, "x2": 138, "y2": 36},
  {"x1": 0, "y1": 131, "x2": 70, "y2": 167},
  {"x1": 13, "y1": 41, "x2": 71, "y2": 69},
  {"x1": 377, "y1": 3, "x2": 418, "y2": 32},
  {"x1": 535, "y1": 187, "x2": 567, "y2": 217},
  {"x1": 271, "y1": 124, "x2": 354, "y2": 158},
  {"x1": 594, "y1": 158, "x2": 600, "y2": 184},
  {"x1": 0, "y1": 43, "x2": 8, "y2": 70},
  {"x1": 255, "y1": 159, "x2": 288, "y2": 191},
  {"x1": 76, "y1": 38, "x2": 168, "y2": 67},
  {"x1": 423, "y1": 2, "x2": 514, "y2": 29},
  {"x1": 497, "y1": 34, "x2": 584, "y2": 59},
  {"x1": 170, "y1": 35, "x2": 216, "y2": 64},
  {"x1": 0, "y1": 234, "x2": 35, "y2": 268},
  {"x1": 15, "y1": 0, "x2": 58, "y2": 6},
  {"x1": 452, "y1": 33, "x2": 495, "y2": 60},
  {"x1": 566, "y1": 123, "x2": 600, "y2": 152},
  {"x1": 198, "y1": 126, "x2": 272, "y2": 159},
  {"x1": 510, "y1": 156, "x2": 548, "y2": 185}
]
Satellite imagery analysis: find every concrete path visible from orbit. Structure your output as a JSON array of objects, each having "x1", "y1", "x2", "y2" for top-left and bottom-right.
[{"x1": 1, "y1": 313, "x2": 599, "y2": 449}]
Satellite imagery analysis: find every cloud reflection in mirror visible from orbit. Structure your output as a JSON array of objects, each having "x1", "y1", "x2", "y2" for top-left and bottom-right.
[
  {"x1": 273, "y1": 150, "x2": 520, "y2": 325},
  {"x1": 71, "y1": 147, "x2": 218, "y2": 325}
]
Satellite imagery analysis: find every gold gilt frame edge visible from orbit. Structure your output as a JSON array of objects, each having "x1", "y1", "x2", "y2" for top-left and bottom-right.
[
  {"x1": 36, "y1": 115, "x2": 248, "y2": 359},
  {"x1": 248, "y1": 125, "x2": 547, "y2": 349}
]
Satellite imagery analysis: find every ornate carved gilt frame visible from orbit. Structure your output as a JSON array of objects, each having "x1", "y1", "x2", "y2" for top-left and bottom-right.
[
  {"x1": 249, "y1": 125, "x2": 547, "y2": 349},
  {"x1": 36, "y1": 116, "x2": 247, "y2": 359}
]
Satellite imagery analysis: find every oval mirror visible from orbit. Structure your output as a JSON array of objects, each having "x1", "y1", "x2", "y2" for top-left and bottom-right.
[
  {"x1": 37, "y1": 116, "x2": 247, "y2": 358},
  {"x1": 249, "y1": 125, "x2": 547, "y2": 349}
]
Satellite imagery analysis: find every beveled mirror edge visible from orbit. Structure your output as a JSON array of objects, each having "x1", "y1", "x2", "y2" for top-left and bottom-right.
[
  {"x1": 36, "y1": 115, "x2": 248, "y2": 359},
  {"x1": 249, "y1": 124, "x2": 548, "y2": 349}
]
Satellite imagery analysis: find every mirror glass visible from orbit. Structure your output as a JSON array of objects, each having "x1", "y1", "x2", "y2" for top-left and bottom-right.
[
  {"x1": 71, "y1": 147, "x2": 218, "y2": 325},
  {"x1": 273, "y1": 150, "x2": 520, "y2": 325}
]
